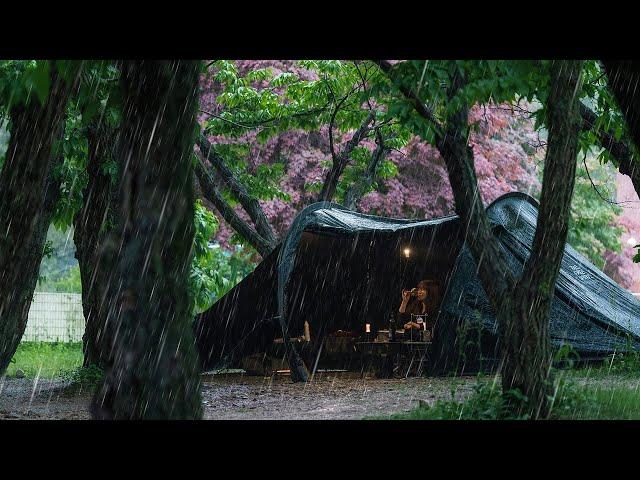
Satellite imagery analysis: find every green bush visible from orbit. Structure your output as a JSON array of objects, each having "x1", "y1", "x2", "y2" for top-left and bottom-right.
[
  {"x1": 59, "y1": 363, "x2": 104, "y2": 386},
  {"x1": 189, "y1": 200, "x2": 257, "y2": 315},
  {"x1": 386, "y1": 379, "x2": 532, "y2": 420},
  {"x1": 38, "y1": 264, "x2": 82, "y2": 293},
  {"x1": 603, "y1": 339, "x2": 640, "y2": 375}
]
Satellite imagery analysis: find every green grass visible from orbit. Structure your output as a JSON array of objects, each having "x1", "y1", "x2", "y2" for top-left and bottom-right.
[
  {"x1": 381, "y1": 376, "x2": 640, "y2": 420},
  {"x1": 560, "y1": 385, "x2": 640, "y2": 419},
  {"x1": 5, "y1": 341, "x2": 83, "y2": 379}
]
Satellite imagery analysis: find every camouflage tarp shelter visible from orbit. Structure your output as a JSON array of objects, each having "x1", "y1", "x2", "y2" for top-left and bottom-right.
[{"x1": 194, "y1": 192, "x2": 640, "y2": 376}]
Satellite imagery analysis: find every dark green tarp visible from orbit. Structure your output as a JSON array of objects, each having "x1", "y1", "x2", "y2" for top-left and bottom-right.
[{"x1": 194, "y1": 192, "x2": 640, "y2": 373}]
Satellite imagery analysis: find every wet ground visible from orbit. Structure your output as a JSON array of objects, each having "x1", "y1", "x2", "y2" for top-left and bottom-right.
[{"x1": 0, "y1": 372, "x2": 479, "y2": 420}]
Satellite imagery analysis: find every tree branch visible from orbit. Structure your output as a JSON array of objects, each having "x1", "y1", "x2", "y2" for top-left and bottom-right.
[
  {"x1": 194, "y1": 154, "x2": 274, "y2": 258},
  {"x1": 373, "y1": 60, "x2": 443, "y2": 130},
  {"x1": 343, "y1": 129, "x2": 390, "y2": 210},
  {"x1": 579, "y1": 101, "x2": 640, "y2": 196},
  {"x1": 318, "y1": 110, "x2": 376, "y2": 202},
  {"x1": 197, "y1": 133, "x2": 278, "y2": 248}
]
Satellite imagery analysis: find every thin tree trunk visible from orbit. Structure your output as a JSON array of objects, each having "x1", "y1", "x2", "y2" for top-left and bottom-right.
[
  {"x1": 378, "y1": 59, "x2": 583, "y2": 418},
  {"x1": 500, "y1": 60, "x2": 583, "y2": 417},
  {"x1": 434, "y1": 69, "x2": 516, "y2": 310},
  {"x1": 0, "y1": 66, "x2": 73, "y2": 373},
  {"x1": 73, "y1": 123, "x2": 117, "y2": 369},
  {"x1": 601, "y1": 61, "x2": 640, "y2": 195},
  {"x1": 91, "y1": 60, "x2": 202, "y2": 419}
]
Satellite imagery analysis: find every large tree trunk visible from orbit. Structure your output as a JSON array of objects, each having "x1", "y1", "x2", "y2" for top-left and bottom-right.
[
  {"x1": 0, "y1": 66, "x2": 73, "y2": 373},
  {"x1": 73, "y1": 123, "x2": 118, "y2": 369},
  {"x1": 91, "y1": 60, "x2": 202, "y2": 420}
]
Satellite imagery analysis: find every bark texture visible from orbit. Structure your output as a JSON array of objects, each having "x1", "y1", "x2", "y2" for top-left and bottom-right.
[
  {"x1": 499, "y1": 61, "x2": 583, "y2": 417},
  {"x1": 73, "y1": 123, "x2": 118, "y2": 369},
  {"x1": 91, "y1": 60, "x2": 202, "y2": 419},
  {"x1": 0, "y1": 66, "x2": 73, "y2": 373}
]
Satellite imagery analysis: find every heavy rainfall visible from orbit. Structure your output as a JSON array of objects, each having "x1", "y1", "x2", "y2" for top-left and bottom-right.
[{"x1": 1, "y1": 59, "x2": 640, "y2": 421}]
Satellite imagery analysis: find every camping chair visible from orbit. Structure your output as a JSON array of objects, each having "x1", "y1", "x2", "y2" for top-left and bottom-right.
[{"x1": 400, "y1": 311, "x2": 440, "y2": 378}]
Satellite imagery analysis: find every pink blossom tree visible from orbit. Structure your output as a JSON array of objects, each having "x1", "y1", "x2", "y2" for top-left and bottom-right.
[{"x1": 197, "y1": 60, "x2": 635, "y2": 291}]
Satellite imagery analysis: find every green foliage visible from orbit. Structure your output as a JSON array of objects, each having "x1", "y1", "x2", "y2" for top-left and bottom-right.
[
  {"x1": 51, "y1": 105, "x2": 89, "y2": 230},
  {"x1": 212, "y1": 144, "x2": 291, "y2": 203},
  {"x1": 58, "y1": 363, "x2": 104, "y2": 387},
  {"x1": 377, "y1": 60, "x2": 547, "y2": 142},
  {"x1": 189, "y1": 200, "x2": 257, "y2": 315},
  {"x1": 599, "y1": 333, "x2": 640, "y2": 376},
  {"x1": 190, "y1": 200, "x2": 220, "y2": 314},
  {"x1": 204, "y1": 60, "x2": 411, "y2": 204},
  {"x1": 551, "y1": 380, "x2": 640, "y2": 420},
  {"x1": 38, "y1": 264, "x2": 81, "y2": 293},
  {"x1": 36, "y1": 226, "x2": 79, "y2": 292},
  {"x1": 74, "y1": 61, "x2": 121, "y2": 128},
  {"x1": 604, "y1": 349, "x2": 640, "y2": 375},
  {"x1": 0, "y1": 61, "x2": 121, "y2": 232},
  {"x1": 50, "y1": 61, "x2": 121, "y2": 231},
  {"x1": 553, "y1": 343, "x2": 581, "y2": 369},
  {"x1": 0, "y1": 60, "x2": 82, "y2": 111},
  {"x1": 567, "y1": 153, "x2": 623, "y2": 268},
  {"x1": 0, "y1": 60, "x2": 48, "y2": 109}
]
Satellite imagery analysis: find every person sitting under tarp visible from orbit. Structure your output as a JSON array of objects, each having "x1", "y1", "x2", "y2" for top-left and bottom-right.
[{"x1": 398, "y1": 280, "x2": 436, "y2": 332}]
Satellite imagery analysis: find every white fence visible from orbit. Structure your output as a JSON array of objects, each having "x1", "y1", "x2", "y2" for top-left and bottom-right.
[{"x1": 23, "y1": 292, "x2": 85, "y2": 342}]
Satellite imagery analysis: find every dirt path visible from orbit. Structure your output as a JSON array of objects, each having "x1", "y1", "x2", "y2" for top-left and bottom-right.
[
  {"x1": 0, "y1": 376, "x2": 92, "y2": 420},
  {"x1": 0, "y1": 372, "x2": 481, "y2": 420},
  {"x1": 201, "y1": 372, "x2": 478, "y2": 419}
]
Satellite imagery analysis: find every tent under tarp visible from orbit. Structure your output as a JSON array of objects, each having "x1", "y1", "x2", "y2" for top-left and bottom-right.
[{"x1": 194, "y1": 192, "x2": 640, "y2": 376}]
